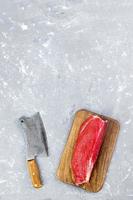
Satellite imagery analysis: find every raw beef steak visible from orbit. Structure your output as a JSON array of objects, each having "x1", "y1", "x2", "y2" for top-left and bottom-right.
[{"x1": 71, "y1": 115, "x2": 108, "y2": 185}]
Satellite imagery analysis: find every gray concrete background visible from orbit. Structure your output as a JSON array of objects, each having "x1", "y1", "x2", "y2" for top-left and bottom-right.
[{"x1": 0, "y1": 0, "x2": 133, "y2": 200}]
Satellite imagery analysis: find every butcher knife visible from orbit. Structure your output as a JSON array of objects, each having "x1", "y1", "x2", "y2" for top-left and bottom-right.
[{"x1": 19, "y1": 112, "x2": 49, "y2": 188}]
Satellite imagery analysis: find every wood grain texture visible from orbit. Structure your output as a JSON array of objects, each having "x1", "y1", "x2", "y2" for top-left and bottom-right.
[
  {"x1": 27, "y1": 159, "x2": 43, "y2": 188},
  {"x1": 56, "y1": 109, "x2": 120, "y2": 192}
]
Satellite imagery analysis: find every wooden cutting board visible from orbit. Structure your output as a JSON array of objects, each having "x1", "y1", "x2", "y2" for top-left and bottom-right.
[{"x1": 56, "y1": 109, "x2": 120, "y2": 192}]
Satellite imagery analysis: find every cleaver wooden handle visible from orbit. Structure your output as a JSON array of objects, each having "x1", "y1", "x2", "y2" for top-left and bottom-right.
[{"x1": 27, "y1": 159, "x2": 43, "y2": 188}]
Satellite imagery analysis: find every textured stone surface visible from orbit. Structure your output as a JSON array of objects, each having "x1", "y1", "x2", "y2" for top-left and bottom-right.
[{"x1": 0, "y1": 0, "x2": 132, "y2": 199}]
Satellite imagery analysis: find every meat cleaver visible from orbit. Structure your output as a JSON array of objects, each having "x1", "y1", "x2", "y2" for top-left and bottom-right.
[{"x1": 19, "y1": 112, "x2": 49, "y2": 188}]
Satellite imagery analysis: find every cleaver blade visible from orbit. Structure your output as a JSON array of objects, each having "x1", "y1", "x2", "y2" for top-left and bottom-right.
[{"x1": 19, "y1": 112, "x2": 48, "y2": 160}]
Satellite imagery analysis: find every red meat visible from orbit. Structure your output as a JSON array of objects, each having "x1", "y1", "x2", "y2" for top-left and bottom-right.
[{"x1": 71, "y1": 115, "x2": 108, "y2": 185}]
